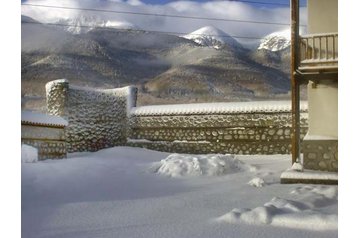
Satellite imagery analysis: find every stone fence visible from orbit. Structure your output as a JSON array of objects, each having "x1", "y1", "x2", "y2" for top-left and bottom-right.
[
  {"x1": 128, "y1": 102, "x2": 308, "y2": 154},
  {"x1": 46, "y1": 80, "x2": 308, "y2": 154}
]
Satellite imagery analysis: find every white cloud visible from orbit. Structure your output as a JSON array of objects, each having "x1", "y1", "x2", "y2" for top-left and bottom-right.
[
  {"x1": 21, "y1": 0, "x2": 307, "y2": 45},
  {"x1": 129, "y1": 0, "x2": 144, "y2": 6}
]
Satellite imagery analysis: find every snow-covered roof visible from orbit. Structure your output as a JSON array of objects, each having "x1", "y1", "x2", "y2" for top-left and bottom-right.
[
  {"x1": 131, "y1": 101, "x2": 308, "y2": 116},
  {"x1": 21, "y1": 110, "x2": 68, "y2": 127}
]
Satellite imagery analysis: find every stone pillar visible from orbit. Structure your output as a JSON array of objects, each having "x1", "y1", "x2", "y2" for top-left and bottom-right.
[
  {"x1": 46, "y1": 79, "x2": 138, "y2": 152},
  {"x1": 302, "y1": 139, "x2": 338, "y2": 172},
  {"x1": 302, "y1": 80, "x2": 338, "y2": 172},
  {"x1": 46, "y1": 79, "x2": 69, "y2": 117}
]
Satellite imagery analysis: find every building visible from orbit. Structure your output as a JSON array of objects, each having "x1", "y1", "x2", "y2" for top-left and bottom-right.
[
  {"x1": 281, "y1": 0, "x2": 338, "y2": 184},
  {"x1": 21, "y1": 110, "x2": 68, "y2": 160}
]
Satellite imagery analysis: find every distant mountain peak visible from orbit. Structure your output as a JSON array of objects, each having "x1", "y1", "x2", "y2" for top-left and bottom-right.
[
  {"x1": 57, "y1": 15, "x2": 139, "y2": 34},
  {"x1": 21, "y1": 15, "x2": 40, "y2": 24},
  {"x1": 182, "y1": 26, "x2": 243, "y2": 50},
  {"x1": 258, "y1": 29, "x2": 291, "y2": 52}
]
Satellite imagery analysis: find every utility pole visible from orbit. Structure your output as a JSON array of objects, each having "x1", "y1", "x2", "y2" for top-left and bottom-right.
[{"x1": 290, "y1": 0, "x2": 300, "y2": 165}]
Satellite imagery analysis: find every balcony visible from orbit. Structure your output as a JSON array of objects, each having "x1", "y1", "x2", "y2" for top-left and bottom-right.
[{"x1": 298, "y1": 33, "x2": 338, "y2": 74}]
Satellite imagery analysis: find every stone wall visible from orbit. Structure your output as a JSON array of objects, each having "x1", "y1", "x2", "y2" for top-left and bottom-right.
[
  {"x1": 46, "y1": 81, "x2": 309, "y2": 156},
  {"x1": 21, "y1": 124, "x2": 67, "y2": 160},
  {"x1": 302, "y1": 138, "x2": 338, "y2": 172},
  {"x1": 46, "y1": 79, "x2": 137, "y2": 152},
  {"x1": 128, "y1": 102, "x2": 309, "y2": 155}
]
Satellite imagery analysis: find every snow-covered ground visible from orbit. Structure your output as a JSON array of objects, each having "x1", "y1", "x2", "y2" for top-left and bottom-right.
[{"x1": 22, "y1": 147, "x2": 337, "y2": 238}]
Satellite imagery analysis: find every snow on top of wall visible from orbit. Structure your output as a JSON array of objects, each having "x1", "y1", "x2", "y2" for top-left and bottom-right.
[
  {"x1": 45, "y1": 79, "x2": 135, "y2": 97},
  {"x1": 150, "y1": 154, "x2": 256, "y2": 178},
  {"x1": 132, "y1": 101, "x2": 308, "y2": 116},
  {"x1": 70, "y1": 85, "x2": 104, "y2": 92},
  {"x1": 69, "y1": 85, "x2": 133, "y2": 94},
  {"x1": 45, "y1": 78, "x2": 69, "y2": 92},
  {"x1": 21, "y1": 110, "x2": 68, "y2": 127}
]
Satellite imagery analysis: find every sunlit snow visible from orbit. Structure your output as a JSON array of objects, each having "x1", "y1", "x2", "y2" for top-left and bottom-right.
[{"x1": 22, "y1": 147, "x2": 337, "y2": 238}]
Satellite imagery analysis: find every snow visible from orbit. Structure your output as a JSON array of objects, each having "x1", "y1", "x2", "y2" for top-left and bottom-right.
[
  {"x1": 131, "y1": 100, "x2": 308, "y2": 116},
  {"x1": 150, "y1": 154, "x2": 256, "y2": 178},
  {"x1": 57, "y1": 16, "x2": 138, "y2": 34},
  {"x1": 127, "y1": 139, "x2": 211, "y2": 144},
  {"x1": 280, "y1": 169, "x2": 338, "y2": 181},
  {"x1": 104, "y1": 20, "x2": 138, "y2": 30},
  {"x1": 45, "y1": 79, "x2": 68, "y2": 93},
  {"x1": 126, "y1": 86, "x2": 137, "y2": 115},
  {"x1": 291, "y1": 162, "x2": 304, "y2": 171},
  {"x1": 182, "y1": 26, "x2": 242, "y2": 50},
  {"x1": 304, "y1": 134, "x2": 338, "y2": 140},
  {"x1": 127, "y1": 138, "x2": 154, "y2": 143},
  {"x1": 172, "y1": 140, "x2": 211, "y2": 144},
  {"x1": 22, "y1": 147, "x2": 337, "y2": 238},
  {"x1": 21, "y1": 144, "x2": 38, "y2": 163},
  {"x1": 258, "y1": 28, "x2": 291, "y2": 52},
  {"x1": 21, "y1": 110, "x2": 68, "y2": 127},
  {"x1": 248, "y1": 177, "x2": 265, "y2": 187},
  {"x1": 217, "y1": 186, "x2": 338, "y2": 231}
]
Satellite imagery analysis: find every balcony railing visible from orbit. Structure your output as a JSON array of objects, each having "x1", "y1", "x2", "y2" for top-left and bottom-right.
[{"x1": 299, "y1": 33, "x2": 338, "y2": 72}]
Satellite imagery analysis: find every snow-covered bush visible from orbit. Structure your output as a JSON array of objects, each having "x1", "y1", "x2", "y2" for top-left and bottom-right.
[
  {"x1": 248, "y1": 177, "x2": 265, "y2": 187},
  {"x1": 150, "y1": 153, "x2": 255, "y2": 177}
]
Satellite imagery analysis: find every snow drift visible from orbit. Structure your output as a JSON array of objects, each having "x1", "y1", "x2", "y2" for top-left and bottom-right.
[
  {"x1": 150, "y1": 154, "x2": 256, "y2": 177},
  {"x1": 216, "y1": 185, "x2": 338, "y2": 230},
  {"x1": 21, "y1": 144, "x2": 38, "y2": 163},
  {"x1": 248, "y1": 177, "x2": 265, "y2": 187},
  {"x1": 22, "y1": 147, "x2": 337, "y2": 238}
]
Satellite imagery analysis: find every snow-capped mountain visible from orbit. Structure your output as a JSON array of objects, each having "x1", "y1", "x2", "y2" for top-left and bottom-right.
[
  {"x1": 57, "y1": 15, "x2": 138, "y2": 34},
  {"x1": 258, "y1": 29, "x2": 291, "y2": 52},
  {"x1": 22, "y1": 16, "x2": 291, "y2": 110},
  {"x1": 183, "y1": 26, "x2": 243, "y2": 50}
]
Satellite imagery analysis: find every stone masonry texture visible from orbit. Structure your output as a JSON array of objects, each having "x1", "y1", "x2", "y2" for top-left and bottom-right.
[{"x1": 46, "y1": 79, "x2": 137, "y2": 152}]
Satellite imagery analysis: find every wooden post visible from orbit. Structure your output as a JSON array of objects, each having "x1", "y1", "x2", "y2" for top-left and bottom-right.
[{"x1": 291, "y1": 0, "x2": 300, "y2": 165}]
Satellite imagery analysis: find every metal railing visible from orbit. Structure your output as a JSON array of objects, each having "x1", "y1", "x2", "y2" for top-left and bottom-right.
[{"x1": 299, "y1": 33, "x2": 338, "y2": 69}]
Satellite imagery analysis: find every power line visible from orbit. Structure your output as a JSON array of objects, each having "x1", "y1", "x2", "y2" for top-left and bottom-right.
[
  {"x1": 22, "y1": 3, "x2": 306, "y2": 27},
  {"x1": 21, "y1": 20, "x2": 266, "y2": 40},
  {"x1": 232, "y1": 0, "x2": 307, "y2": 7},
  {"x1": 229, "y1": 0, "x2": 290, "y2": 6}
]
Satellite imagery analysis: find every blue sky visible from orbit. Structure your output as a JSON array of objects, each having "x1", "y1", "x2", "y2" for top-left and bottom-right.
[
  {"x1": 22, "y1": 0, "x2": 307, "y2": 8},
  {"x1": 137, "y1": 0, "x2": 306, "y2": 7}
]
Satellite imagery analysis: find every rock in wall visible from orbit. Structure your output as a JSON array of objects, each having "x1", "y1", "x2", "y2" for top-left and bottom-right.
[{"x1": 302, "y1": 139, "x2": 338, "y2": 172}]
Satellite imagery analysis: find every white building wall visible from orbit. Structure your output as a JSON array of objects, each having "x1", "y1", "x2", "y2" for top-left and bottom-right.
[{"x1": 306, "y1": 81, "x2": 338, "y2": 138}]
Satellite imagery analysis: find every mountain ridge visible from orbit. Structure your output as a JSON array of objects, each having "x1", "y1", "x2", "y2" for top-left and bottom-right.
[{"x1": 21, "y1": 15, "x2": 292, "y2": 111}]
